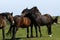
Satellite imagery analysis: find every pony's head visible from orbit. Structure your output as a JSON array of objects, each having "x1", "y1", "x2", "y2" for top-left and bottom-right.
[{"x1": 0, "y1": 12, "x2": 14, "y2": 24}]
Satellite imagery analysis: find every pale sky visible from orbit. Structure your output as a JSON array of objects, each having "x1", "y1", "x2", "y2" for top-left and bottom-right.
[{"x1": 0, "y1": 0, "x2": 60, "y2": 16}]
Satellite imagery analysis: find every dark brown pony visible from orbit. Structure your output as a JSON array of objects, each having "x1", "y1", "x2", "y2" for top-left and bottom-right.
[
  {"x1": 22, "y1": 7, "x2": 42, "y2": 37},
  {"x1": 21, "y1": 6, "x2": 57, "y2": 37},
  {"x1": 0, "y1": 12, "x2": 14, "y2": 40},
  {"x1": 21, "y1": 7, "x2": 42, "y2": 37}
]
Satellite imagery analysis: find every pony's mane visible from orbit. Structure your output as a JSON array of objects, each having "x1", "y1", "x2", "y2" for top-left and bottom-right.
[
  {"x1": 22, "y1": 8, "x2": 28, "y2": 13},
  {"x1": 30, "y1": 6, "x2": 41, "y2": 15}
]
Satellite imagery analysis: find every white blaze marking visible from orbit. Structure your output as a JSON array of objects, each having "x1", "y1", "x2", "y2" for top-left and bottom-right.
[{"x1": 13, "y1": 21, "x2": 14, "y2": 24}]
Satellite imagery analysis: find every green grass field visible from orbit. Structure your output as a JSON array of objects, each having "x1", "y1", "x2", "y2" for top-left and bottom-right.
[{"x1": 0, "y1": 17, "x2": 60, "y2": 40}]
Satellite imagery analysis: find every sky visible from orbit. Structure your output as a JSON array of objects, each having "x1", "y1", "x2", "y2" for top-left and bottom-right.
[{"x1": 0, "y1": 0, "x2": 60, "y2": 16}]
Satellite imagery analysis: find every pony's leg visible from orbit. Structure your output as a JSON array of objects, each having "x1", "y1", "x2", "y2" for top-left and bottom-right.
[
  {"x1": 6, "y1": 25, "x2": 13, "y2": 35},
  {"x1": 16, "y1": 27, "x2": 18, "y2": 33},
  {"x1": 30, "y1": 24, "x2": 33, "y2": 37},
  {"x1": 11, "y1": 26, "x2": 16, "y2": 40},
  {"x1": 47, "y1": 25, "x2": 52, "y2": 37},
  {"x1": 38, "y1": 26, "x2": 42, "y2": 37},
  {"x1": 2, "y1": 27, "x2": 5, "y2": 40},
  {"x1": 15, "y1": 26, "x2": 18, "y2": 34},
  {"x1": 12, "y1": 26, "x2": 18, "y2": 40},
  {"x1": 27, "y1": 27, "x2": 29, "y2": 38},
  {"x1": 34, "y1": 25, "x2": 38, "y2": 37}
]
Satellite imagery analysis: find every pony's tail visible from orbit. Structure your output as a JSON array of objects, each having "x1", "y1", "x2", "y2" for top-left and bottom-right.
[{"x1": 52, "y1": 16, "x2": 58, "y2": 24}]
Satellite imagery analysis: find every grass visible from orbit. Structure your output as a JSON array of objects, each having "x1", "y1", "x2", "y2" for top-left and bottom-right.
[
  {"x1": 0, "y1": 17, "x2": 60, "y2": 40},
  {"x1": 0, "y1": 23, "x2": 60, "y2": 40}
]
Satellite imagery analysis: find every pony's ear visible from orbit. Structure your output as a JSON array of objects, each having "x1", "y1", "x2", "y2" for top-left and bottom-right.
[
  {"x1": 26, "y1": 8, "x2": 28, "y2": 9},
  {"x1": 11, "y1": 12, "x2": 13, "y2": 15},
  {"x1": 34, "y1": 6, "x2": 37, "y2": 8}
]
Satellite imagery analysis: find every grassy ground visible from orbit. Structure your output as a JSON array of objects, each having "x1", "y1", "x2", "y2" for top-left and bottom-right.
[
  {"x1": 0, "y1": 23, "x2": 60, "y2": 40},
  {"x1": 0, "y1": 17, "x2": 60, "y2": 40}
]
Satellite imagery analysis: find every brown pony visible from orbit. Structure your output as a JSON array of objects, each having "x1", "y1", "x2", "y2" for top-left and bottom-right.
[
  {"x1": 14, "y1": 15, "x2": 31, "y2": 28},
  {"x1": 0, "y1": 12, "x2": 14, "y2": 40},
  {"x1": 0, "y1": 15, "x2": 6, "y2": 40},
  {"x1": 7, "y1": 15, "x2": 31, "y2": 40},
  {"x1": 0, "y1": 12, "x2": 14, "y2": 24}
]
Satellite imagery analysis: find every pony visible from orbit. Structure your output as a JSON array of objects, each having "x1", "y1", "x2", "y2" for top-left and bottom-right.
[
  {"x1": 6, "y1": 15, "x2": 31, "y2": 40},
  {"x1": 21, "y1": 7, "x2": 42, "y2": 37},
  {"x1": 21, "y1": 6, "x2": 58, "y2": 37},
  {"x1": 0, "y1": 12, "x2": 14, "y2": 40},
  {"x1": 0, "y1": 15, "x2": 6, "y2": 40}
]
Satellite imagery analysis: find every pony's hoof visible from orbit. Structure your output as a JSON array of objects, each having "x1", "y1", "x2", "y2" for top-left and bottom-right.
[
  {"x1": 49, "y1": 34, "x2": 53, "y2": 37},
  {"x1": 27, "y1": 36, "x2": 29, "y2": 38},
  {"x1": 49, "y1": 35, "x2": 52, "y2": 37},
  {"x1": 27, "y1": 35, "x2": 29, "y2": 38}
]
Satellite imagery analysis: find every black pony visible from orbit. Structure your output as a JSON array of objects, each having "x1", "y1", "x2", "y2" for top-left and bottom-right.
[{"x1": 21, "y1": 8, "x2": 41, "y2": 37}]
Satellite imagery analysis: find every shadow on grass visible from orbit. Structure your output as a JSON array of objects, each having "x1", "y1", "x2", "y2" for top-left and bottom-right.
[
  {"x1": 5, "y1": 36, "x2": 42, "y2": 40},
  {"x1": 5, "y1": 38, "x2": 21, "y2": 40},
  {"x1": 5, "y1": 37, "x2": 28, "y2": 40}
]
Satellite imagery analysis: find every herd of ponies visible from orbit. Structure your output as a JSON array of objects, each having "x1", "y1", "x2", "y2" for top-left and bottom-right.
[{"x1": 0, "y1": 6, "x2": 58, "y2": 40}]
